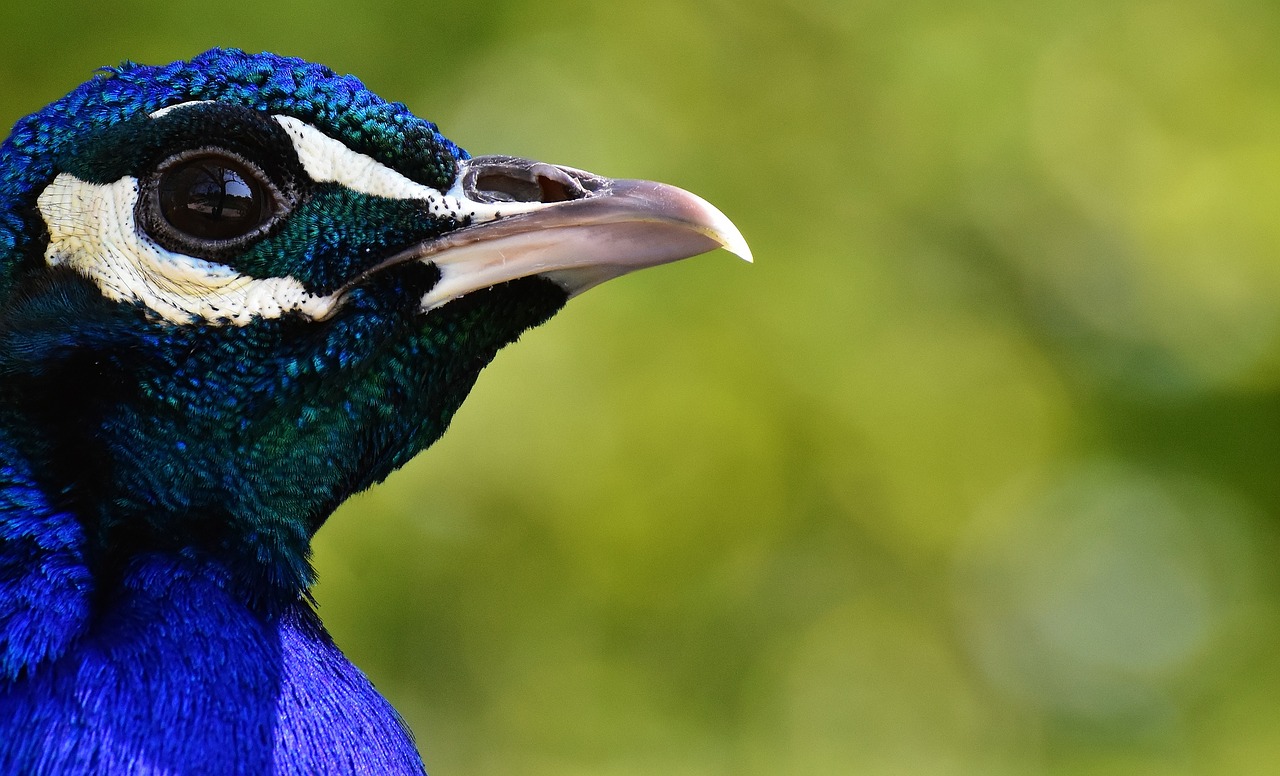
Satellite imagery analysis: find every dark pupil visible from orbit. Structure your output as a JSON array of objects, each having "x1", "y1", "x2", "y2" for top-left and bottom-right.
[{"x1": 158, "y1": 156, "x2": 268, "y2": 240}]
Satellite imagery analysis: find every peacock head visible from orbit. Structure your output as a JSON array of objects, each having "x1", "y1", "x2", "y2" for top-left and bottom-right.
[{"x1": 0, "y1": 48, "x2": 748, "y2": 603}]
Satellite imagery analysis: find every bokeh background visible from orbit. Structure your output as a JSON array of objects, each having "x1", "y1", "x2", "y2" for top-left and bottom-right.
[{"x1": 3, "y1": 1, "x2": 1278, "y2": 773}]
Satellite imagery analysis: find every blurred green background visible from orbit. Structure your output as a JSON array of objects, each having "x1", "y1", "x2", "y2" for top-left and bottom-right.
[{"x1": 4, "y1": 1, "x2": 1278, "y2": 773}]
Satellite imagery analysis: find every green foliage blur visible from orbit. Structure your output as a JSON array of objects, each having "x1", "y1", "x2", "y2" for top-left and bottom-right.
[{"x1": 3, "y1": 1, "x2": 1277, "y2": 773}]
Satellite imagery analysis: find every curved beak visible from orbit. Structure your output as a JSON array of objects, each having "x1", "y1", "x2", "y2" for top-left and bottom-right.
[{"x1": 417, "y1": 155, "x2": 752, "y2": 311}]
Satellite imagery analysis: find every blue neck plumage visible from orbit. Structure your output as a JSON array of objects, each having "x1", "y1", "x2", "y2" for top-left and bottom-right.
[
  {"x1": 0, "y1": 542, "x2": 426, "y2": 774},
  {"x1": 0, "y1": 258, "x2": 562, "y2": 611}
]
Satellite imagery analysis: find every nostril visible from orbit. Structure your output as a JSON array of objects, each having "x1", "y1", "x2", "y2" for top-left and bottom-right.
[
  {"x1": 463, "y1": 156, "x2": 593, "y2": 205},
  {"x1": 529, "y1": 163, "x2": 591, "y2": 202},
  {"x1": 536, "y1": 174, "x2": 574, "y2": 203},
  {"x1": 474, "y1": 172, "x2": 541, "y2": 203}
]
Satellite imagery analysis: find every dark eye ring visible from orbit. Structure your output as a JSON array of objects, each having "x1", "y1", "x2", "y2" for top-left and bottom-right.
[{"x1": 138, "y1": 148, "x2": 292, "y2": 259}]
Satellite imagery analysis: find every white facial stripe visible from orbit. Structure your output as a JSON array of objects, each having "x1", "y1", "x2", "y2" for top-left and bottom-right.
[
  {"x1": 273, "y1": 116, "x2": 440, "y2": 202},
  {"x1": 271, "y1": 115, "x2": 538, "y2": 223},
  {"x1": 37, "y1": 107, "x2": 547, "y2": 326},
  {"x1": 148, "y1": 100, "x2": 214, "y2": 119},
  {"x1": 37, "y1": 174, "x2": 341, "y2": 325},
  {"x1": 150, "y1": 102, "x2": 531, "y2": 220}
]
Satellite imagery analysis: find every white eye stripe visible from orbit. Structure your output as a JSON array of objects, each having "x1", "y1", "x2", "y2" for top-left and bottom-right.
[
  {"x1": 273, "y1": 116, "x2": 439, "y2": 203},
  {"x1": 37, "y1": 173, "x2": 341, "y2": 325},
  {"x1": 33, "y1": 110, "x2": 531, "y2": 326},
  {"x1": 148, "y1": 100, "x2": 214, "y2": 119},
  {"x1": 148, "y1": 101, "x2": 535, "y2": 220},
  {"x1": 271, "y1": 115, "x2": 538, "y2": 222}
]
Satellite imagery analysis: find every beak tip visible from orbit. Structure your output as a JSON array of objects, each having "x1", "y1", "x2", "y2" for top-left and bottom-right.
[
  {"x1": 720, "y1": 228, "x2": 754, "y2": 264},
  {"x1": 690, "y1": 193, "x2": 752, "y2": 264}
]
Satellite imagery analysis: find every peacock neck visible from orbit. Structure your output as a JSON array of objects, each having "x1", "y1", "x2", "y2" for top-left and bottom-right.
[{"x1": 0, "y1": 547, "x2": 425, "y2": 774}]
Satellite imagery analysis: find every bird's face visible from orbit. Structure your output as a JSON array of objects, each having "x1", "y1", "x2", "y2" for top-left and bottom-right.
[{"x1": 0, "y1": 50, "x2": 746, "y2": 602}]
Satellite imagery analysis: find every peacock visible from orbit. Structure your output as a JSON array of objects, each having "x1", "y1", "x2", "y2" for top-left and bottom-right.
[{"x1": 0, "y1": 48, "x2": 747, "y2": 773}]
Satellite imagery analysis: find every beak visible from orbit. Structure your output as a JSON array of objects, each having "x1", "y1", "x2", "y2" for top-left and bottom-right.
[{"x1": 417, "y1": 155, "x2": 752, "y2": 311}]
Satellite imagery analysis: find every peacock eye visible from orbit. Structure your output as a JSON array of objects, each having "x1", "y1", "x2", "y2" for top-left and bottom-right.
[
  {"x1": 159, "y1": 155, "x2": 269, "y2": 240},
  {"x1": 139, "y1": 148, "x2": 291, "y2": 259}
]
